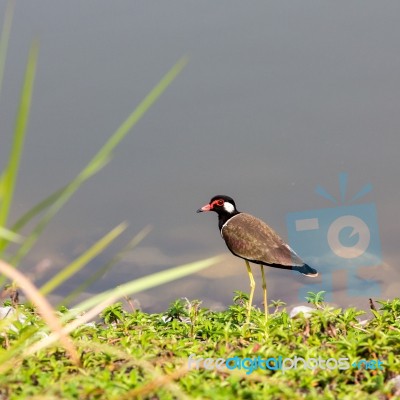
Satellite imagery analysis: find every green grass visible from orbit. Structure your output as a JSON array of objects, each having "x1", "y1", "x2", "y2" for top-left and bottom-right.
[{"x1": 0, "y1": 295, "x2": 399, "y2": 399}]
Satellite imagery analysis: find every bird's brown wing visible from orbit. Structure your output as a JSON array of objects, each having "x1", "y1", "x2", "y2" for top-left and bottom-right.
[{"x1": 221, "y1": 213, "x2": 304, "y2": 266}]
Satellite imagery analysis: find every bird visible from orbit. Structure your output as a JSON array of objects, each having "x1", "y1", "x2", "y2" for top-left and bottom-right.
[{"x1": 197, "y1": 195, "x2": 318, "y2": 322}]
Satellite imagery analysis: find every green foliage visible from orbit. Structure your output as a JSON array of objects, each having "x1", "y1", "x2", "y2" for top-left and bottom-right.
[
  {"x1": 271, "y1": 299, "x2": 286, "y2": 314},
  {"x1": 101, "y1": 302, "x2": 126, "y2": 324},
  {"x1": 164, "y1": 299, "x2": 188, "y2": 322},
  {"x1": 1, "y1": 296, "x2": 399, "y2": 399},
  {"x1": 306, "y1": 290, "x2": 326, "y2": 307}
]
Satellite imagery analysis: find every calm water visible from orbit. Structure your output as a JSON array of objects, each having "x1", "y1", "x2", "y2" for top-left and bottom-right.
[{"x1": 1, "y1": 1, "x2": 399, "y2": 313}]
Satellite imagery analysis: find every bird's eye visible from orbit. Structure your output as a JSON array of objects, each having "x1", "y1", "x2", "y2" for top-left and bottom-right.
[{"x1": 216, "y1": 199, "x2": 224, "y2": 206}]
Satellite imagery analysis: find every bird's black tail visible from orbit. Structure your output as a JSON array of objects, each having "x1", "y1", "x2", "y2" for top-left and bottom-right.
[{"x1": 294, "y1": 264, "x2": 319, "y2": 277}]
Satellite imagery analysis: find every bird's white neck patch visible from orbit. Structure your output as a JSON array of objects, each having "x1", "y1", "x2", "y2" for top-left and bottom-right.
[{"x1": 223, "y1": 202, "x2": 235, "y2": 214}]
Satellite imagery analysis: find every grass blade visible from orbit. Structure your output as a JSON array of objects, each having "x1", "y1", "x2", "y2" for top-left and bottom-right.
[
  {"x1": 40, "y1": 222, "x2": 128, "y2": 296},
  {"x1": 0, "y1": 226, "x2": 22, "y2": 242},
  {"x1": 62, "y1": 255, "x2": 222, "y2": 321},
  {"x1": 0, "y1": 41, "x2": 38, "y2": 243},
  {"x1": 10, "y1": 186, "x2": 66, "y2": 232},
  {"x1": 60, "y1": 225, "x2": 152, "y2": 306},
  {"x1": 0, "y1": 0, "x2": 14, "y2": 99},
  {"x1": 0, "y1": 259, "x2": 80, "y2": 370},
  {"x1": 8, "y1": 156, "x2": 111, "y2": 268}
]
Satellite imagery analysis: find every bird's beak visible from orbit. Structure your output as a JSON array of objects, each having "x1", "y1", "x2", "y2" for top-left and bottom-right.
[{"x1": 196, "y1": 203, "x2": 212, "y2": 213}]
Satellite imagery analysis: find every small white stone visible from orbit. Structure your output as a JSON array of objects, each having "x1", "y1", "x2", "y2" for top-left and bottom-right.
[
  {"x1": 289, "y1": 306, "x2": 314, "y2": 318},
  {"x1": 389, "y1": 375, "x2": 400, "y2": 396},
  {"x1": 0, "y1": 306, "x2": 27, "y2": 332}
]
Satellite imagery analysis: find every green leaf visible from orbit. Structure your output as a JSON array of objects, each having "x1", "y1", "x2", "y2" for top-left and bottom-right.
[
  {"x1": 0, "y1": 40, "x2": 38, "y2": 245},
  {"x1": 0, "y1": 226, "x2": 22, "y2": 243},
  {"x1": 0, "y1": 0, "x2": 15, "y2": 99}
]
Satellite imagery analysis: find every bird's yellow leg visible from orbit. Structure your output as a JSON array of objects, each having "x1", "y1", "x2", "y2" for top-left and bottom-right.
[
  {"x1": 261, "y1": 265, "x2": 268, "y2": 321},
  {"x1": 245, "y1": 260, "x2": 255, "y2": 323}
]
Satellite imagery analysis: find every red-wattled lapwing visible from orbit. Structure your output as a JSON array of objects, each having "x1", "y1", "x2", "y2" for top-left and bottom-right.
[{"x1": 197, "y1": 195, "x2": 318, "y2": 322}]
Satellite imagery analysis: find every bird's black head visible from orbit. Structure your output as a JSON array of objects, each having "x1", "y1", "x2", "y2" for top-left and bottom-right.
[{"x1": 196, "y1": 195, "x2": 239, "y2": 225}]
